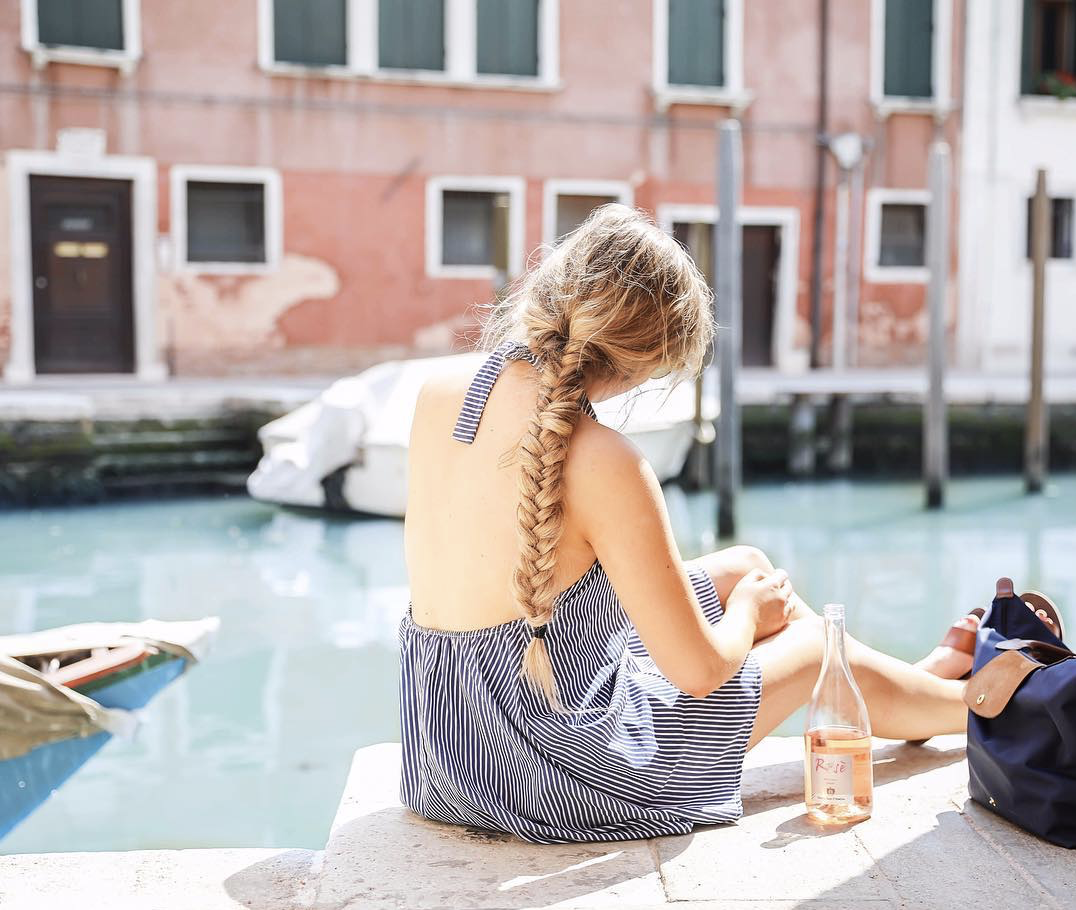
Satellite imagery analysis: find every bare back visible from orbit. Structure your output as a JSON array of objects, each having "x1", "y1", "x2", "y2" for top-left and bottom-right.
[{"x1": 404, "y1": 349, "x2": 602, "y2": 632}]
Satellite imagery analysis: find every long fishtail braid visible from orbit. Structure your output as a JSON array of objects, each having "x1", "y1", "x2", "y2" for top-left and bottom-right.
[{"x1": 512, "y1": 327, "x2": 590, "y2": 713}]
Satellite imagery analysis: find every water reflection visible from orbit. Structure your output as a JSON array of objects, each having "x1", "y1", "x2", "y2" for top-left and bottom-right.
[{"x1": 0, "y1": 477, "x2": 1072, "y2": 853}]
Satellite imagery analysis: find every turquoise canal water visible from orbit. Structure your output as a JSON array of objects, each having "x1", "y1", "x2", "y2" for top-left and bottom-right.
[{"x1": 2, "y1": 476, "x2": 1074, "y2": 854}]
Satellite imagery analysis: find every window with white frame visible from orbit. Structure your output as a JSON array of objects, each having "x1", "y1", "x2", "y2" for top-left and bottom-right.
[
  {"x1": 652, "y1": 0, "x2": 746, "y2": 108},
  {"x1": 1025, "y1": 196, "x2": 1075, "y2": 259},
  {"x1": 260, "y1": 0, "x2": 558, "y2": 86},
  {"x1": 866, "y1": 190, "x2": 929, "y2": 282},
  {"x1": 1021, "y1": 0, "x2": 1076, "y2": 96},
  {"x1": 426, "y1": 177, "x2": 525, "y2": 278},
  {"x1": 170, "y1": 167, "x2": 283, "y2": 272},
  {"x1": 542, "y1": 181, "x2": 633, "y2": 248},
  {"x1": 21, "y1": 0, "x2": 142, "y2": 70},
  {"x1": 870, "y1": 0, "x2": 951, "y2": 113}
]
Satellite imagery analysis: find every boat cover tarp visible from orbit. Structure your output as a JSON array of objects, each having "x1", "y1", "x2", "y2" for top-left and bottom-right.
[
  {"x1": 247, "y1": 352, "x2": 482, "y2": 508},
  {"x1": 247, "y1": 349, "x2": 718, "y2": 513},
  {"x1": 0, "y1": 617, "x2": 219, "y2": 761}
]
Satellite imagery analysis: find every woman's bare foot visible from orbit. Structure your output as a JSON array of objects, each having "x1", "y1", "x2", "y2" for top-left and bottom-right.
[{"x1": 916, "y1": 613, "x2": 981, "y2": 680}]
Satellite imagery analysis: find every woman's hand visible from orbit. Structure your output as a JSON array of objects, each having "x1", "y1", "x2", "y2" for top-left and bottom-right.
[{"x1": 725, "y1": 568, "x2": 794, "y2": 641}]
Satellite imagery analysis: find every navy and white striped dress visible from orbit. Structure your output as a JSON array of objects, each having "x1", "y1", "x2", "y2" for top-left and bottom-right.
[{"x1": 397, "y1": 339, "x2": 763, "y2": 844}]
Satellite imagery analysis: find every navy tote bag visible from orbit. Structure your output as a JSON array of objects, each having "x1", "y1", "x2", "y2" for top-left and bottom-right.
[{"x1": 964, "y1": 579, "x2": 1076, "y2": 848}]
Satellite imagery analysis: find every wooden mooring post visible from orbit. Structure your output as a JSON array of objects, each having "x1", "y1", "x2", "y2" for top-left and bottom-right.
[
  {"x1": 715, "y1": 120, "x2": 743, "y2": 539},
  {"x1": 1026, "y1": 168, "x2": 1049, "y2": 494},
  {"x1": 923, "y1": 141, "x2": 950, "y2": 509}
]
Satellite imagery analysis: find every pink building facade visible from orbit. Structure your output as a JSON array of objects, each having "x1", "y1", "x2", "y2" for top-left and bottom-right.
[{"x1": 0, "y1": 0, "x2": 965, "y2": 380}]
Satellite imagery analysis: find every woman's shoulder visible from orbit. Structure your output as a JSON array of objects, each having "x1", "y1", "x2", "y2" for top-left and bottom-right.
[
  {"x1": 565, "y1": 415, "x2": 654, "y2": 514},
  {"x1": 568, "y1": 414, "x2": 648, "y2": 474}
]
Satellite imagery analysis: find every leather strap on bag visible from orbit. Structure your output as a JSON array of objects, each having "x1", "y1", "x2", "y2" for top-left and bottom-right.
[
  {"x1": 964, "y1": 650, "x2": 1041, "y2": 718},
  {"x1": 964, "y1": 637, "x2": 1075, "y2": 718}
]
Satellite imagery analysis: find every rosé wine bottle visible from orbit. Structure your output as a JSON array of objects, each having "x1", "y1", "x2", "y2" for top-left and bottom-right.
[{"x1": 804, "y1": 603, "x2": 873, "y2": 825}]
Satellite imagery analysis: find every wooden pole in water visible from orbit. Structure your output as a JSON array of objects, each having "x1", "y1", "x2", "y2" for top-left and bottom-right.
[
  {"x1": 924, "y1": 141, "x2": 950, "y2": 510},
  {"x1": 715, "y1": 120, "x2": 743, "y2": 539},
  {"x1": 1026, "y1": 169, "x2": 1050, "y2": 493}
]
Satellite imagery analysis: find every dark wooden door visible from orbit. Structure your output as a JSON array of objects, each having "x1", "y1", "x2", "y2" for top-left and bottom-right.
[
  {"x1": 741, "y1": 225, "x2": 780, "y2": 367},
  {"x1": 30, "y1": 175, "x2": 134, "y2": 373}
]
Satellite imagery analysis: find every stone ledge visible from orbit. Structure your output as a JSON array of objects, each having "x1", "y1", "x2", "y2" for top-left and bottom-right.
[
  {"x1": 314, "y1": 734, "x2": 1075, "y2": 910},
  {"x1": 2, "y1": 735, "x2": 1073, "y2": 909}
]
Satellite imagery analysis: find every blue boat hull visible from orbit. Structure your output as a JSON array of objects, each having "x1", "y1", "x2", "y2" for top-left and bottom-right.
[{"x1": 0, "y1": 655, "x2": 188, "y2": 841}]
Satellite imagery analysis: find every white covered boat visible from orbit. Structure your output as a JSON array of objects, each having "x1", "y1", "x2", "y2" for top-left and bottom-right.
[{"x1": 247, "y1": 350, "x2": 718, "y2": 517}]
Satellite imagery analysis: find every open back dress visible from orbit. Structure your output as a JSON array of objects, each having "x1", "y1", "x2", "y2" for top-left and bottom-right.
[{"x1": 397, "y1": 339, "x2": 763, "y2": 844}]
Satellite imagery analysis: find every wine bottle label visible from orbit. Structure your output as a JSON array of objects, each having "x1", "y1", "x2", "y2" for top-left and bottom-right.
[{"x1": 810, "y1": 752, "x2": 854, "y2": 805}]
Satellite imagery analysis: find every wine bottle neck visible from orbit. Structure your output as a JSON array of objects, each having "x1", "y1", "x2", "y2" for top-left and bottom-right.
[{"x1": 822, "y1": 611, "x2": 848, "y2": 674}]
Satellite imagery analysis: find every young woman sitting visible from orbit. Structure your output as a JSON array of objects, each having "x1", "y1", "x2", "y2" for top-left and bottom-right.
[{"x1": 397, "y1": 203, "x2": 1024, "y2": 844}]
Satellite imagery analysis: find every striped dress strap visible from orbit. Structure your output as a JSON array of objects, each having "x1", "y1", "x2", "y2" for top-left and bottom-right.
[{"x1": 451, "y1": 340, "x2": 599, "y2": 444}]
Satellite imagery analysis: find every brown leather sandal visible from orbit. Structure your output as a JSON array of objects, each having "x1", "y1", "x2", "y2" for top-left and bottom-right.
[
  {"x1": 936, "y1": 607, "x2": 986, "y2": 676},
  {"x1": 906, "y1": 607, "x2": 984, "y2": 746}
]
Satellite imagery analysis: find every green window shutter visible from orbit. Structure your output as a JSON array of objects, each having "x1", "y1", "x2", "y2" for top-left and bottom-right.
[
  {"x1": 273, "y1": 0, "x2": 347, "y2": 67},
  {"x1": 883, "y1": 0, "x2": 933, "y2": 98},
  {"x1": 667, "y1": 0, "x2": 725, "y2": 88},
  {"x1": 379, "y1": 0, "x2": 445, "y2": 71},
  {"x1": 476, "y1": 0, "x2": 539, "y2": 77},
  {"x1": 38, "y1": 0, "x2": 124, "y2": 51}
]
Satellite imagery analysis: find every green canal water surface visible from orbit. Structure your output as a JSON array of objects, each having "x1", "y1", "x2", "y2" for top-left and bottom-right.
[{"x1": 1, "y1": 476, "x2": 1073, "y2": 854}]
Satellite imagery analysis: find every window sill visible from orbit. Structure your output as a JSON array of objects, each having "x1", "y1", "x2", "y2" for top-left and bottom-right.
[
  {"x1": 26, "y1": 44, "x2": 140, "y2": 75},
  {"x1": 261, "y1": 62, "x2": 561, "y2": 93},
  {"x1": 864, "y1": 266, "x2": 929, "y2": 285},
  {"x1": 173, "y1": 261, "x2": 279, "y2": 277},
  {"x1": 872, "y1": 97, "x2": 954, "y2": 121},
  {"x1": 1017, "y1": 95, "x2": 1076, "y2": 116},
  {"x1": 652, "y1": 86, "x2": 754, "y2": 114},
  {"x1": 427, "y1": 264, "x2": 505, "y2": 280}
]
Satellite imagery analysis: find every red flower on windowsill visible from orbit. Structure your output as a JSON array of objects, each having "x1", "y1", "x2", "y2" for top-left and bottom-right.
[{"x1": 1039, "y1": 70, "x2": 1076, "y2": 100}]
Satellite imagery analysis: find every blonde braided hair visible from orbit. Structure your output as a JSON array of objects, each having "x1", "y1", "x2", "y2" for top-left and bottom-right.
[{"x1": 474, "y1": 203, "x2": 715, "y2": 713}]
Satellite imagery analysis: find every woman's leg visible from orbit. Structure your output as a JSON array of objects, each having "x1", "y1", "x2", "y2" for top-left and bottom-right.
[
  {"x1": 745, "y1": 607, "x2": 968, "y2": 750},
  {"x1": 697, "y1": 545, "x2": 968, "y2": 746}
]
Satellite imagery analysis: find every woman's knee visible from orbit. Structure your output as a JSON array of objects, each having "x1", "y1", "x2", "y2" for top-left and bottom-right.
[
  {"x1": 702, "y1": 544, "x2": 773, "y2": 583},
  {"x1": 724, "y1": 544, "x2": 774, "y2": 575},
  {"x1": 696, "y1": 544, "x2": 776, "y2": 605}
]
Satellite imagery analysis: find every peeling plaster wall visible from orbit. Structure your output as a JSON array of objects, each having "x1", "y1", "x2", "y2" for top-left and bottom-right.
[{"x1": 157, "y1": 253, "x2": 339, "y2": 374}]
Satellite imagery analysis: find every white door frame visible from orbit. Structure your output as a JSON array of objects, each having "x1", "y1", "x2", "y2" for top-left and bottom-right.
[
  {"x1": 5, "y1": 148, "x2": 166, "y2": 382},
  {"x1": 657, "y1": 203, "x2": 805, "y2": 373}
]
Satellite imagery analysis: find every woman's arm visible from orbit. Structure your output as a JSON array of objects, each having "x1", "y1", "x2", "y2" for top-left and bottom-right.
[{"x1": 569, "y1": 422, "x2": 790, "y2": 697}]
